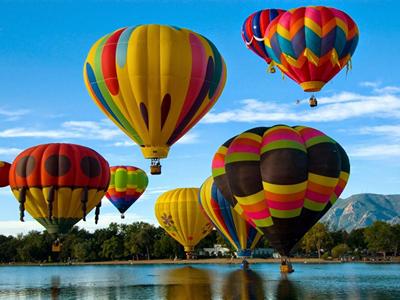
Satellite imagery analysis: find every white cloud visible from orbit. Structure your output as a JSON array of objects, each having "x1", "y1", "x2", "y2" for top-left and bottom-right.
[
  {"x1": 0, "y1": 108, "x2": 30, "y2": 121},
  {"x1": 0, "y1": 220, "x2": 43, "y2": 236},
  {"x1": 350, "y1": 144, "x2": 400, "y2": 158},
  {"x1": 203, "y1": 87, "x2": 400, "y2": 123},
  {"x1": 359, "y1": 81, "x2": 381, "y2": 89},
  {"x1": 0, "y1": 120, "x2": 122, "y2": 141},
  {"x1": 175, "y1": 132, "x2": 199, "y2": 144},
  {"x1": 356, "y1": 125, "x2": 400, "y2": 139},
  {"x1": 113, "y1": 140, "x2": 134, "y2": 147},
  {"x1": 0, "y1": 147, "x2": 22, "y2": 156}
]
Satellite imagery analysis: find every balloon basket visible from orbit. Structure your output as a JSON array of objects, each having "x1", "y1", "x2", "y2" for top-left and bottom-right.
[
  {"x1": 150, "y1": 159, "x2": 162, "y2": 175},
  {"x1": 309, "y1": 95, "x2": 318, "y2": 107}
]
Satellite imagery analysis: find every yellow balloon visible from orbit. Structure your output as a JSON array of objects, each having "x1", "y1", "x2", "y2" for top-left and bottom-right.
[
  {"x1": 84, "y1": 25, "x2": 227, "y2": 174},
  {"x1": 155, "y1": 188, "x2": 213, "y2": 253}
]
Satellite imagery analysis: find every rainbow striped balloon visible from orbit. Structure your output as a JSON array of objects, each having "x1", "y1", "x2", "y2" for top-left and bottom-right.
[
  {"x1": 242, "y1": 9, "x2": 286, "y2": 64},
  {"x1": 106, "y1": 166, "x2": 148, "y2": 218},
  {"x1": 212, "y1": 125, "x2": 350, "y2": 255},
  {"x1": 84, "y1": 25, "x2": 227, "y2": 165},
  {"x1": 265, "y1": 6, "x2": 359, "y2": 92},
  {"x1": 199, "y1": 177, "x2": 262, "y2": 257}
]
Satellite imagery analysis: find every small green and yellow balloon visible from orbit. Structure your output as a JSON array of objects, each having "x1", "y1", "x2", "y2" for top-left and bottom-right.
[{"x1": 106, "y1": 166, "x2": 148, "y2": 218}]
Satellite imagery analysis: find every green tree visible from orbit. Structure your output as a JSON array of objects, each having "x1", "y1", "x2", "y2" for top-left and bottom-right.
[
  {"x1": 364, "y1": 221, "x2": 393, "y2": 258},
  {"x1": 347, "y1": 228, "x2": 367, "y2": 251},
  {"x1": 390, "y1": 224, "x2": 400, "y2": 257},
  {"x1": 102, "y1": 236, "x2": 123, "y2": 260},
  {"x1": 301, "y1": 223, "x2": 331, "y2": 259},
  {"x1": 331, "y1": 243, "x2": 350, "y2": 259}
]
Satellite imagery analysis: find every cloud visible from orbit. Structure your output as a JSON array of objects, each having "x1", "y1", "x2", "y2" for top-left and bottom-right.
[
  {"x1": 0, "y1": 108, "x2": 29, "y2": 119},
  {"x1": 355, "y1": 125, "x2": 400, "y2": 139},
  {"x1": 175, "y1": 132, "x2": 199, "y2": 144},
  {"x1": 359, "y1": 81, "x2": 381, "y2": 89},
  {"x1": 0, "y1": 120, "x2": 122, "y2": 141},
  {"x1": 113, "y1": 140, "x2": 134, "y2": 147},
  {"x1": 0, "y1": 212, "x2": 157, "y2": 236},
  {"x1": 0, "y1": 147, "x2": 22, "y2": 156},
  {"x1": 350, "y1": 144, "x2": 400, "y2": 158},
  {"x1": 202, "y1": 87, "x2": 400, "y2": 123}
]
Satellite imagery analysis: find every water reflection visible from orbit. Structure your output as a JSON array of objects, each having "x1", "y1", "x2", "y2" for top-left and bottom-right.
[
  {"x1": 276, "y1": 276, "x2": 302, "y2": 300},
  {"x1": 222, "y1": 269, "x2": 265, "y2": 300},
  {"x1": 161, "y1": 266, "x2": 213, "y2": 300},
  {"x1": 50, "y1": 276, "x2": 61, "y2": 300}
]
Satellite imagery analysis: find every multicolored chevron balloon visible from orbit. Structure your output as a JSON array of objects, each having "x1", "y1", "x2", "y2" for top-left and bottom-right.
[
  {"x1": 242, "y1": 9, "x2": 286, "y2": 64},
  {"x1": 106, "y1": 166, "x2": 148, "y2": 218},
  {"x1": 212, "y1": 125, "x2": 350, "y2": 256},
  {"x1": 199, "y1": 177, "x2": 262, "y2": 257},
  {"x1": 265, "y1": 6, "x2": 359, "y2": 92}
]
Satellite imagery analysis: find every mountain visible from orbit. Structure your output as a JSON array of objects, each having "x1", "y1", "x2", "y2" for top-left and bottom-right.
[{"x1": 321, "y1": 193, "x2": 400, "y2": 232}]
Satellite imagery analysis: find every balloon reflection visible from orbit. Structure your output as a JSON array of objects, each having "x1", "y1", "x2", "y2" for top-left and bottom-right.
[
  {"x1": 276, "y1": 276, "x2": 302, "y2": 300},
  {"x1": 162, "y1": 266, "x2": 213, "y2": 300},
  {"x1": 50, "y1": 276, "x2": 61, "y2": 300},
  {"x1": 222, "y1": 269, "x2": 265, "y2": 300}
]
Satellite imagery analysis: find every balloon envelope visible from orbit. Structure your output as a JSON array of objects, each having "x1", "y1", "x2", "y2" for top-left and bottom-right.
[
  {"x1": 155, "y1": 188, "x2": 213, "y2": 252},
  {"x1": 212, "y1": 125, "x2": 350, "y2": 255},
  {"x1": 84, "y1": 24, "x2": 227, "y2": 171},
  {"x1": 242, "y1": 8, "x2": 286, "y2": 64},
  {"x1": 199, "y1": 177, "x2": 262, "y2": 257},
  {"x1": 106, "y1": 166, "x2": 148, "y2": 216},
  {"x1": 9, "y1": 143, "x2": 110, "y2": 234},
  {"x1": 0, "y1": 161, "x2": 10, "y2": 187},
  {"x1": 265, "y1": 6, "x2": 359, "y2": 92}
]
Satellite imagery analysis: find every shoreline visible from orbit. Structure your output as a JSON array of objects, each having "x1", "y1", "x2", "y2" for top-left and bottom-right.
[{"x1": 2, "y1": 257, "x2": 399, "y2": 266}]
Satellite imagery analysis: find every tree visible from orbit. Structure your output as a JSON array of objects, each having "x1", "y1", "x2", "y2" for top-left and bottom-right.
[
  {"x1": 102, "y1": 236, "x2": 123, "y2": 260},
  {"x1": 347, "y1": 228, "x2": 366, "y2": 251},
  {"x1": 364, "y1": 221, "x2": 393, "y2": 258},
  {"x1": 390, "y1": 224, "x2": 400, "y2": 257},
  {"x1": 301, "y1": 223, "x2": 331, "y2": 259},
  {"x1": 331, "y1": 243, "x2": 350, "y2": 259}
]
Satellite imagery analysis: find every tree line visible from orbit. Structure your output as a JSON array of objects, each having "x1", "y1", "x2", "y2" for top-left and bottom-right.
[{"x1": 0, "y1": 221, "x2": 398, "y2": 263}]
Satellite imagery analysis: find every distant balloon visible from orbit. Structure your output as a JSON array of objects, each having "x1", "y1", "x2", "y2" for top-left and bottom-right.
[
  {"x1": 265, "y1": 6, "x2": 359, "y2": 94},
  {"x1": 8, "y1": 143, "x2": 110, "y2": 234},
  {"x1": 84, "y1": 24, "x2": 227, "y2": 174},
  {"x1": 155, "y1": 188, "x2": 213, "y2": 256},
  {"x1": 199, "y1": 177, "x2": 262, "y2": 257},
  {"x1": 242, "y1": 9, "x2": 286, "y2": 65},
  {"x1": 106, "y1": 166, "x2": 148, "y2": 219},
  {"x1": 0, "y1": 161, "x2": 10, "y2": 187},
  {"x1": 212, "y1": 125, "x2": 350, "y2": 256}
]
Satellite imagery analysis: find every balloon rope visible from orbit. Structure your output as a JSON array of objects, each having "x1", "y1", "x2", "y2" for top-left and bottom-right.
[
  {"x1": 19, "y1": 187, "x2": 26, "y2": 222},
  {"x1": 94, "y1": 200, "x2": 101, "y2": 224},
  {"x1": 81, "y1": 187, "x2": 88, "y2": 221},
  {"x1": 47, "y1": 186, "x2": 55, "y2": 221}
]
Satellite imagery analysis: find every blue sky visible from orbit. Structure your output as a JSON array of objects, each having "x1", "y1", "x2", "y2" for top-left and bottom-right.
[{"x1": 0, "y1": 0, "x2": 399, "y2": 235}]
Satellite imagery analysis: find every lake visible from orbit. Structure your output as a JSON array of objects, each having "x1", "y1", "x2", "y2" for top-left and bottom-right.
[{"x1": 0, "y1": 263, "x2": 399, "y2": 299}]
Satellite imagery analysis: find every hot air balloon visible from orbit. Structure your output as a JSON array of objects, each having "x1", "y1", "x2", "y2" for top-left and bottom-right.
[
  {"x1": 106, "y1": 166, "x2": 148, "y2": 219},
  {"x1": 212, "y1": 125, "x2": 350, "y2": 267},
  {"x1": 264, "y1": 6, "x2": 359, "y2": 106},
  {"x1": 242, "y1": 8, "x2": 286, "y2": 72},
  {"x1": 0, "y1": 161, "x2": 10, "y2": 187},
  {"x1": 155, "y1": 188, "x2": 213, "y2": 258},
  {"x1": 84, "y1": 24, "x2": 227, "y2": 175},
  {"x1": 8, "y1": 143, "x2": 110, "y2": 235},
  {"x1": 199, "y1": 177, "x2": 262, "y2": 258}
]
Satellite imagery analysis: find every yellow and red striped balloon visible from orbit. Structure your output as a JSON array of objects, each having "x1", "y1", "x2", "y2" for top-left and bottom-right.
[
  {"x1": 84, "y1": 25, "x2": 226, "y2": 173},
  {"x1": 212, "y1": 125, "x2": 350, "y2": 255}
]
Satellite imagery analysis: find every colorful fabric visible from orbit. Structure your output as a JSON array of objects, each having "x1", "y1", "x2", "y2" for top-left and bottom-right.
[
  {"x1": 199, "y1": 177, "x2": 262, "y2": 257},
  {"x1": 265, "y1": 6, "x2": 359, "y2": 92},
  {"x1": 84, "y1": 24, "x2": 227, "y2": 160},
  {"x1": 212, "y1": 125, "x2": 350, "y2": 255},
  {"x1": 106, "y1": 166, "x2": 148, "y2": 215},
  {"x1": 155, "y1": 188, "x2": 213, "y2": 252},
  {"x1": 0, "y1": 161, "x2": 10, "y2": 187},
  {"x1": 242, "y1": 9, "x2": 286, "y2": 63},
  {"x1": 9, "y1": 143, "x2": 110, "y2": 234}
]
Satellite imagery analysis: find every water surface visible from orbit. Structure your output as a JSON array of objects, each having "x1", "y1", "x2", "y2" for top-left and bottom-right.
[{"x1": 0, "y1": 263, "x2": 399, "y2": 299}]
